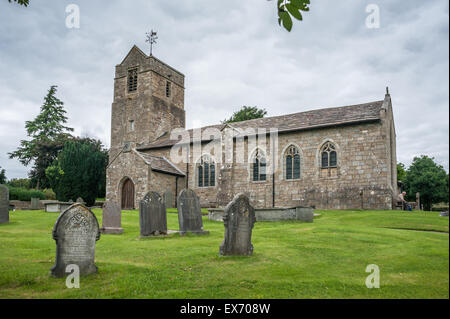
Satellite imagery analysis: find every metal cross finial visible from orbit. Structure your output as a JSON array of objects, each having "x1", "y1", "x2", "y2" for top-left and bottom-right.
[{"x1": 145, "y1": 30, "x2": 158, "y2": 56}]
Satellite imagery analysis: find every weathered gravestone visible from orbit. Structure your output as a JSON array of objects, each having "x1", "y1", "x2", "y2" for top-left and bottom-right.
[
  {"x1": 0, "y1": 185, "x2": 9, "y2": 224},
  {"x1": 219, "y1": 193, "x2": 256, "y2": 256},
  {"x1": 139, "y1": 191, "x2": 167, "y2": 237},
  {"x1": 177, "y1": 189, "x2": 209, "y2": 235},
  {"x1": 50, "y1": 203, "x2": 101, "y2": 277},
  {"x1": 76, "y1": 197, "x2": 85, "y2": 205},
  {"x1": 101, "y1": 201, "x2": 123, "y2": 234},
  {"x1": 164, "y1": 191, "x2": 174, "y2": 209},
  {"x1": 31, "y1": 197, "x2": 40, "y2": 210}
]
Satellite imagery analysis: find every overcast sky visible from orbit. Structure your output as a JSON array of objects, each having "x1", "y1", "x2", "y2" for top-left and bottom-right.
[{"x1": 0, "y1": 0, "x2": 448, "y2": 179}]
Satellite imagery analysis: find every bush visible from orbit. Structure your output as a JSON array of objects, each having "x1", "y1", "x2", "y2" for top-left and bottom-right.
[
  {"x1": 7, "y1": 186, "x2": 45, "y2": 201},
  {"x1": 43, "y1": 188, "x2": 56, "y2": 200}
]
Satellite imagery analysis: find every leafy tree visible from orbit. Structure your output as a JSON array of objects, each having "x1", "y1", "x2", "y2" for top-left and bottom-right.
[
  {"x1": 0, "y1": 167, "x2": 6, "y2": 184},
  {"x1": 46, "y1": 138, "x2": 108, "y2": 206},
  {"x1": 7, "y1": 178, "x2": 31, "y2": 189},
  {"x1": 405, "y1": 156, "x2": 449, "y2": 211},
  {"x1": 223, "y1": 106, "x2": 267, "y2": 124},
  {"x1": 8, "y1": 86, "x2": 73, "y2": 189},
  {"x1": 397, "y1": 163, "x2": 407, "y2": 182},
  {"x1": 7, "y1": 0, "x2": 29, "y2": 6},
  {"x1": 276, "y1": 0, "x2": 310, "y2": 31}
]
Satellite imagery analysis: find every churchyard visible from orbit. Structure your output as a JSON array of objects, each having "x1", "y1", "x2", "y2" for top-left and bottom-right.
[{"x1": 0, "y1": 206, "x2": 448, "y2": 299}]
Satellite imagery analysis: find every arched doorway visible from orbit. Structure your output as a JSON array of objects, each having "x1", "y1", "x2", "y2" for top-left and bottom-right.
[{"x1": 121, "y1": 178, "x2": 135, "y2": 209}]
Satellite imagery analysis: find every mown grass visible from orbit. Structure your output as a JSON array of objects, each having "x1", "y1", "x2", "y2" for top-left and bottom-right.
[{"x1": 0, "y1": 209, "x2": 448, "y2": 299}]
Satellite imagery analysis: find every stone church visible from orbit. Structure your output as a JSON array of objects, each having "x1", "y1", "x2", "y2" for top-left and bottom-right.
[{"x1": 106, "y1": 45, "x2": 398, "y2": 210}]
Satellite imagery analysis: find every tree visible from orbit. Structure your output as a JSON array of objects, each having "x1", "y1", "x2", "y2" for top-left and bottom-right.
[
  {"x1": 7, "y1": 0, "x2": 29, "y2": 6},
  {"x1": 223, "y1": 106, "x2": 268, "y2": 124},
  {"x1": 276, "y1": 0, "x2": 310, "y2": 31},
  {"x1": 397, "y1": 163, "x2": 407, "y2": 182},
  {"x1": 46, "y1": 138, "x2": 108, "y2": 206},
  {"x1": 8, "y1": 86, "x2": 73, "y2": 189},
  {"x1": 7, "y1": 178, "x2": 31, "y2": 189},
  {"x1": 405, "y1": 156, "x2": 449, "y2": 211},
  {"x1": 0, "y1": 167, "x2": 6, "y2": 184}
]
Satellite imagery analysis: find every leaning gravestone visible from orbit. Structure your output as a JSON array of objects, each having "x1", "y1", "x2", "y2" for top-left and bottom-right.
[
  {"x1": 50, "y1": 203, "x2": 101, "y2": 277},
  {"x1": 101, "y1": 201, "x2": 123, "y2": 234},
  {"x1": 0, "y1": 185, "x2": 9, "y2": 224},
  {"x1": 31, "y1": 197, "x2": 40, "y2": 210},
  {"x1": 219, "y1": 193, "x2": 256, "y2": 256},
  {"x1": 164, "y1": 191, "x2": 174, "y2": 209},
  {"x1": 139, "y1": 191, "x2": 167, "y2": 237},
  {"x1": 177, "y1": 189, "x2": 208, "y2": 235}
]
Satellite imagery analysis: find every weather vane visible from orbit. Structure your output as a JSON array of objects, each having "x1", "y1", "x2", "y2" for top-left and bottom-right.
[{"x1": 145, "y1": 30, "x2": 158, "y2": 56}]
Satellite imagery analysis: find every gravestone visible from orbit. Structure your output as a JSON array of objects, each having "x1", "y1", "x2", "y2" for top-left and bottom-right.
[
  {"x1": 50, "y1": 203, "x2": 101, "y2": 277},
  {"x1": 101, "y1": 201, "x2": 123, "y2": 234},
  {"x1": 177, "y1": 189, "x2": 209, "y2": 235},
  {"x1": 139, "y1": 191, "x2": 167, "y2": 237},
  {"x1": 164, "y1": 191, "x2": 174, "y2": 209},
  {"x1": 295, "y1": 207, "x2": 314, "y2": 222},
  {"x1": 76, "y1": 197, "x2": 85, "y2": 205},
  {"x1": 31, "y1": 197, "x2": 40, "y2": 210},
  {"x1": 219, "y1": 193, "x2": 256, "y2": 256},
  {"x1": 0, "y1": 185, "x2": 9, "y2": 224}
]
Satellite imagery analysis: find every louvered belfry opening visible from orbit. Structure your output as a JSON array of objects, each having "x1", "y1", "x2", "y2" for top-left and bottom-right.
[{"x1": 121, "y1": 178, "x2": 135, "y2": 209}]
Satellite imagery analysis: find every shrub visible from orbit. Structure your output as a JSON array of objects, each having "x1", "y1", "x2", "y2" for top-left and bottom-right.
[
  {"x1": 7, "y1": 186, "x2": 45, "y2": 201},
  {"x1": 43, "y1": 188, "x2": 56, "y2": 200}
]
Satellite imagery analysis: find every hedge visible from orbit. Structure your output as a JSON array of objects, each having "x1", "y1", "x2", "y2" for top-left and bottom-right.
[{"x1": 7, "y1": 186, "x2": 46, "y2": 201}]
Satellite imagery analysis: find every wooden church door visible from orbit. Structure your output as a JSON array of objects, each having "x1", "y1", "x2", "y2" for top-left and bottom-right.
[{"x1": 121, "y1": 178, "x2": 135, "y2": 209}]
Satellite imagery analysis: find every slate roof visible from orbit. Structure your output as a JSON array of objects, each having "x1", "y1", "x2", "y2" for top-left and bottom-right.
[
  {"x1": 137, "y1": 100, "x2": 384, "y2": 151},
  {"x1": 135, "y1": 151, "x2": 185, "y2": 176}
]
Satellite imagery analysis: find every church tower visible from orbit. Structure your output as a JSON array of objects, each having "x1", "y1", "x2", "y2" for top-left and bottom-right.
[
  {"x1": 106, "y1": 45, "x2": 186, "y2": 209},
  {"x1": 110, "y1": 45, "x2": 185, "y2": 155}
]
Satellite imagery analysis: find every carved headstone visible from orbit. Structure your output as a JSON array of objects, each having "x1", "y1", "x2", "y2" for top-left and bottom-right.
[
  {"x1": 76, "y1": 197, "x2": 85, "y2": 204},
  {"x1": 177, "y1": 189, "x2": 208, "y2": 235},
  {"x1": 31, "y1": 197, "x2": 40, "y2": 210},
  {"x1": 139, "y1": 191, "x2": 167, "y2": 237},
  {"x1": 0, "y1": 185, "x2": 9, "y2": 224},
  {"x1": 164, "y1": 191, "x2": 174, "y2": 209},
  {"x1": 219, "y1": 193, "x2": 256, "y2": 256},
  {"x1": 101, "y1": 201, "x2": 123, "y2": 234},
  {"x1": 50, "y1": 203, "x2": 100, "y2": 277}
]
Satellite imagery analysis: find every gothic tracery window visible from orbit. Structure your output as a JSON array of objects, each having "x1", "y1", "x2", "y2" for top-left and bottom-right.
[
  {"x1": 321, "y1": 142, "x2": 337, "y2": 168},
  {"x1": 285, "y1": 145, "x2": 300, "y2": 180},
  {"x1": 197, "y1": 155, "x2": 215, "y2": 187},
  {"x1": 252, "y1": 149, "x2": 267, "y2": 182}
]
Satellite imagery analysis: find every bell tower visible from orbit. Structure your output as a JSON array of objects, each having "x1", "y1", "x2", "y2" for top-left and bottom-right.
[{"x1": 109, "y1": 45, "x2": 185, "y2": 156}]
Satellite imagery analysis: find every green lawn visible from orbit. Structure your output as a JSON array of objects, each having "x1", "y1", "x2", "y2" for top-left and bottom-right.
[{"x1": 0, "y1": 209, "x2": 448, "y2": 299}]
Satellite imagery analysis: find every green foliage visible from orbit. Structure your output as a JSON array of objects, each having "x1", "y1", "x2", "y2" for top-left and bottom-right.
[
  {"x1": 7, "y1": 0, "x2": 29, "y2": 6},
  {"x1": 46, "y1": 138, "x2": 108, "y2": 206},
  {"x1": 222, "y1": 106, "x2": 267, "y2": 124},
  {"x1": 405, "y1": 156, "x2": 449, "y2": 211},
  {"x1": 7, "y1": 186, "x2": 45, "y2": 201},
  {"x1": 7, "y1": 178, "x2": 31, "y2": 189},
  {"x1": 277, "y1": 0, "x2": 310, "y2": 32},
  {"x1": 42, "y1": 188, "x2": 56, "y2": 200},
  {"x1": 8, "y1": 86, "x2": 73, "y2": 189},
  {"x1": 397, "y1": 162, "x2": 407, "y2": 182},
  {"x1": 0, "y1": 166, "x2": 6, "y2": 184}
]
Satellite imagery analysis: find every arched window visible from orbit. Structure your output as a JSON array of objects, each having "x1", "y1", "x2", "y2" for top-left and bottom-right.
[
  {"x1": 197, "y1": 155, "x2": 215, "y2": 187},
  {"x1": 285, "y1": 145, "x2": 300, "y2": 180},
  {"x1": 321, "y1": 142, "x2": 337, "y2": 168},
  {"x1": 252, "y1": 149, "x2": 267, "y2": 182}
]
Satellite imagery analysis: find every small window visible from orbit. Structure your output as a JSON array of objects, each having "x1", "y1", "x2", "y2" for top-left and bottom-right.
[
  {"x1": 285, "y1": 145, "x2": 301, "y2": 180},
  {"x1": 197, "y1": 155, "x2": 215, "y2": 187},
  {"x1": 128, "y1": 68, "x2": 138, "y2": 92},
  {"x1": 321, "y1": 142, "x2": 337, "y2": 168},
  {"x1": 252, "y1": 149, "x2": 267, "y2": 182},
  {"x1": 129, "y1": 120, "x2": 135, "y2": 132},
  {"x1": 166, "y1": 81, "x2": 171, "y2": 97}
]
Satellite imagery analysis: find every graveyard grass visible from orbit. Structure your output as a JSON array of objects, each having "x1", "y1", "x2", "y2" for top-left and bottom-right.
[{"x1": 0, "y1": 209, "x2": 448, "y2": 299}]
